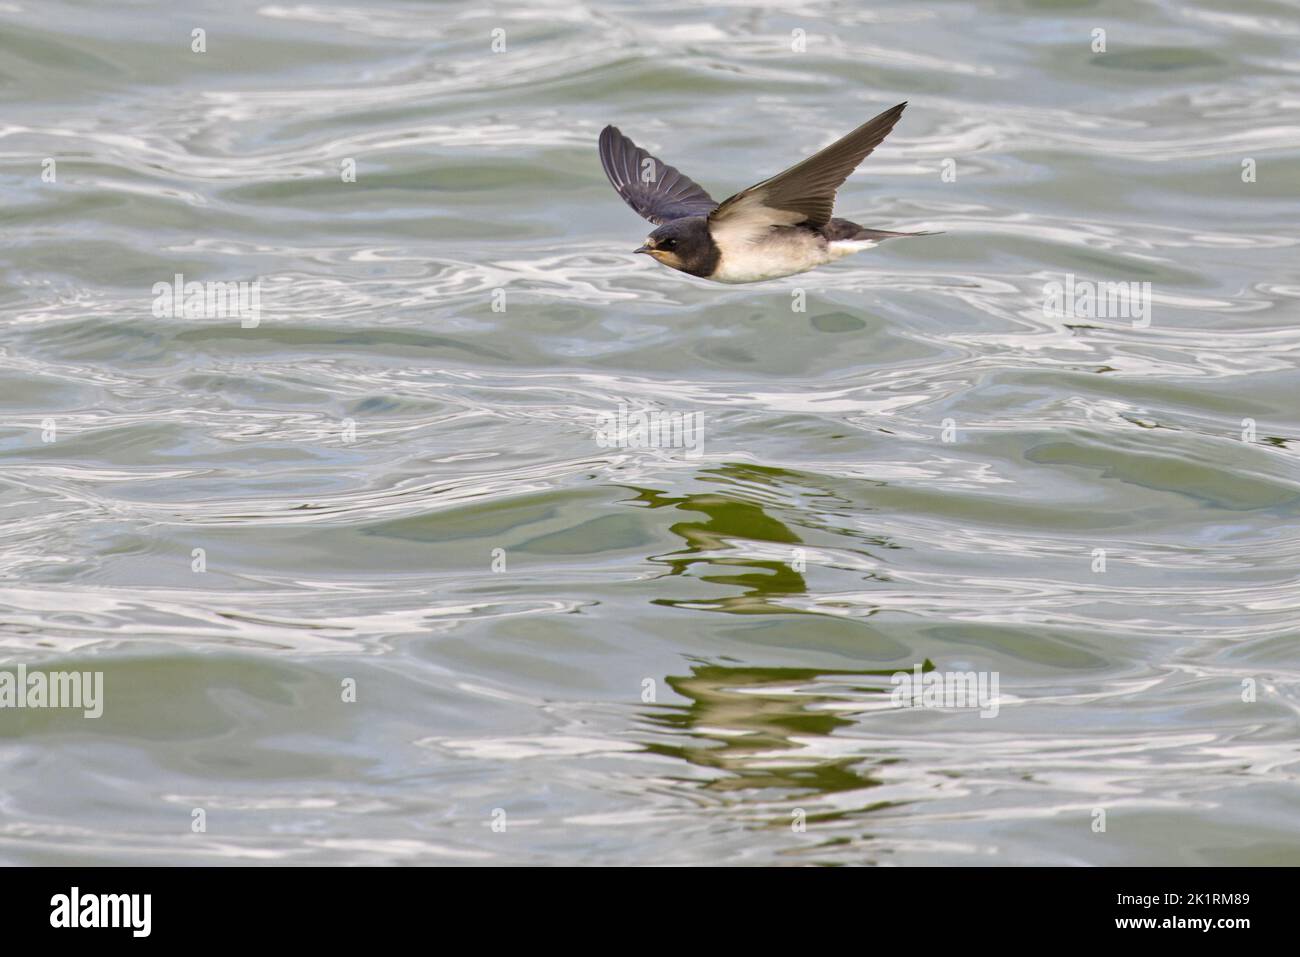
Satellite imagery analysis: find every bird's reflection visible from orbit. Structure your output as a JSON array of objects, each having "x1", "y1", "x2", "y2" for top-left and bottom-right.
[
  {"x1": 624, "y1": 463, "x2": 892, "y2": 616},
  {"x1": 639, "y1": 660, "x2": 933, "y2": 798},
  {"x1": 624, "y1": 467, "x2": 922, "y2": 807}
]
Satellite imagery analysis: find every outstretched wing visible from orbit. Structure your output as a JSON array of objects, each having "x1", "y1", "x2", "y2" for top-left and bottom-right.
[
  {"x1": 707, "y1": 102, "x2": 907, "y2": 245},
  {"x1": 598, "y1": 125, "x2": 718, "y2": 225}
]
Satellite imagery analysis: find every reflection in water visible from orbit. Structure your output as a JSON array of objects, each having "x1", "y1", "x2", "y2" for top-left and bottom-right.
[
  {"x1": 625, "y1": 468, "x2": 933, "y2": 824},
  {"x1": 630, "y1": 480, "x2": 805, "y2": 614},
  {"x1": 627, "y1": 464, "x2": 893, "y2": 616},
  {"x1": 640, "y1": 660, "x2": 933, "y2": 804}
]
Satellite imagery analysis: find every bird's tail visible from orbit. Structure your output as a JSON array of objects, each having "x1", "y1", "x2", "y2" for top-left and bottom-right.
[{"x1": 823, "y1": 218, "x2": 941, "y2": 242}]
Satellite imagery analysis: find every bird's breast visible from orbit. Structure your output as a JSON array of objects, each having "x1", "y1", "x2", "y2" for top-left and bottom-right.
[{"x1": 708, "y1": 228, "x2": 833, "y2": 284}]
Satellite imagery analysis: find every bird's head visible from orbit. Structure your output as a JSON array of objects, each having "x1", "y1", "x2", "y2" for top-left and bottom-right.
[{"x1": 634, "y1": 217, "x2": 712, "y2": 275}]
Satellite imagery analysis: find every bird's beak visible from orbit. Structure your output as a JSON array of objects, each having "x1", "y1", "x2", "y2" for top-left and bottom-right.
[{"x1": 633, "y1": 244, "x2": 651, "y2": 254}]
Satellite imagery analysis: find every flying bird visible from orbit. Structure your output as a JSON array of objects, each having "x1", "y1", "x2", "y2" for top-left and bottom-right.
[{"x1": 598, "y1": 102, "x2": 934, "y2": 283}]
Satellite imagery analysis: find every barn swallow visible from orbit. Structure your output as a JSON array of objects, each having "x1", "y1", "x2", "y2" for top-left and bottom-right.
[{"x1": 598, "y1": 102, "x2": 934, "y2": 283}]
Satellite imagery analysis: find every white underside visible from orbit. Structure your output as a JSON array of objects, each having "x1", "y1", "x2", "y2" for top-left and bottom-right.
[{"x1": 709, "y1": 235, "x2": 879, "y2": 284}]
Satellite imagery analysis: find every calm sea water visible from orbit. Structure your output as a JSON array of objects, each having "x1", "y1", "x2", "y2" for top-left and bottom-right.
[{"x1": 1, "y1": 0, "x2": 1298, "y2": 866}]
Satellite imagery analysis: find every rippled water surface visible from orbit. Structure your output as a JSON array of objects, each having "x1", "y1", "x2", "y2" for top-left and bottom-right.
[{"x1": 2, "y1": 0, "x2": 1299, "y2": 865}]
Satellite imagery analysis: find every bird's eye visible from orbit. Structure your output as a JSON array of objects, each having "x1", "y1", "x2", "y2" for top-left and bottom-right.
[{"x1": 661, "y1": 239, "x2": 677, "y2": 250}]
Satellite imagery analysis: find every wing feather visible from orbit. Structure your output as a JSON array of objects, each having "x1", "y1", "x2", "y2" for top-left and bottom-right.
[
  {"x1": 708, "y1": 102, "x2": 907, "y2": 244},
  {"x1": 598, "y1": 126, "x2": 718, "y2": 225}
]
